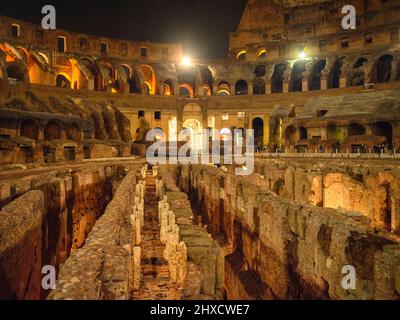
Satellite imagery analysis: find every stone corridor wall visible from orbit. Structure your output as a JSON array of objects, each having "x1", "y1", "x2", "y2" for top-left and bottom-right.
[
  {"x1": 0, "y1": 164, "x2": 127, "y2": 299},
  {"x1": 158, "y1": 165, "x2": 224, "y2": 299},
  {"x1": 182, "y1": 163, "x2": 400, "y2": 300},
  {"x1": 48, "y1": 168, "x2": 142, "y2": 300}
]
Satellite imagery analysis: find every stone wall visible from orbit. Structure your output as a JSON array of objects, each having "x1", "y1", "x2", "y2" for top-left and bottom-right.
[
  {"x1": 182, "y1": 163, "x2": 400, "y2": 300},
  {"x1": 0, "y1": 164, "x2": 127, "y2": 299},
  {"x1": 48, "y1": 167, "x2": 142, "y2": 300},
  {"x1": 158, "y1": 166, "x2": 224, "y2": 299}
]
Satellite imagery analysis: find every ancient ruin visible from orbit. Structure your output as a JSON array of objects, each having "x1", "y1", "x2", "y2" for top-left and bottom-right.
[{"x1": 1, "y1": 0, "x2": 400, "y2": 301}]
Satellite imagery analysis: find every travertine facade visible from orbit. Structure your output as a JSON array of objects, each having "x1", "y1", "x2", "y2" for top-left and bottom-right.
[{"x1": 1, "y1": 0, "x2": 400, "y2": 301}]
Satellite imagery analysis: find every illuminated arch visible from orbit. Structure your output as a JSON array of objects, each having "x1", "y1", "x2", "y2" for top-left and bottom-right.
[
  {"x1": 140, "y1": 64, "x2": 156, "y2": 95},
  {"x1": 236, "y1": 50, "x2": 247, "y2": 61},
  {"x1": 217, "y1": 81, "x2": 231, "y2": 96},
  {"x1": 179, "y1": 83, "x2": 194, "y2": 98}
]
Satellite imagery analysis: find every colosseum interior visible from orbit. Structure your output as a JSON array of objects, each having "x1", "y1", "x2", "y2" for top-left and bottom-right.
[{"x1": 1, "y1": 0, "x2": 400, "y2": 302}]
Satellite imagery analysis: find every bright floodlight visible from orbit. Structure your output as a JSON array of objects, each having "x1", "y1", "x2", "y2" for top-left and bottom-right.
[
  {"x1": 182, "y1": 56, "x2": 191, "y2": 66},
  {"x1": 299, "y1": 51, "x2": 306, "y2": 59}
]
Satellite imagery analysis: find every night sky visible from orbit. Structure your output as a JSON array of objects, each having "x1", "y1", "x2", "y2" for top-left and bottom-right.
[{"x1": 0, "y1": 0, "x2": 247, "y2": 59}]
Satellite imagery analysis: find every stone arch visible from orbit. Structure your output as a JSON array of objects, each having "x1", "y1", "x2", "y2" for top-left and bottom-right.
[
  {"x1": 372, "y1": 121, "x2": 393, "y2": 148},
  {"x1": 254, "y1": 65, "x2": 266, "y2": 77},
  {"x1": 309, "y1": 60, "x2": 326, "y2": 90},
  {"x1": 20, "y1": 118, "x2": 39, "y2": 139},
  {"x1": 121, "y1": 64, "x2": 141, "y2": 93},
  {"x1": 373, "y1": 54, "x2": 393, "y2": 83},
  {"x1": 179, "y1": 83, "x2": 195, "y2": 98},
  {"x1": 162, "y1": 78, "x2": 174, "y2": 96},
  {"x1": 44, "y1": 120, "x2": 61, "y2": 140},
  {"x1": 200, "y1": 67, "x2": 213, "y2": 95},
  {"x1": 349, "y1": 57, "x2": 368, "y2": 86},
  {"x1": 299, "y1": 126, "x2": 308, "y2": 140},
  {"x1": 328, "y1": 57, "x2": 345, "y2": 89},
  {"x1": 271, "y1": 63, "x2": 287, "y2": 93},
  {"x1": 347, "y1": 123, "x2": 366, "y2": 136},
  {"x1": 140, "y1": 64, "x2": 156, "y2": 95},
  {"x1": 235, "y1": 80, "x2": 248, "y2": 95},
  {"x1": 252, "y1": 117, "x2": 264, "y2": 148},
  {"x1": 6, "y1": 62, "x2": 26, "y2": 82},
  {"x1": 290, "y1": 60, "x2": 307, "y2": 92},
  {"x1": 217, "y1": 81, "x2": 231, "y2": 96},
  {"x1": 56, "y1": 73, "x2": 71, "y2": 88},
  {"x1": 67, "y1": 123, "x2": 81, "y2": 141}
]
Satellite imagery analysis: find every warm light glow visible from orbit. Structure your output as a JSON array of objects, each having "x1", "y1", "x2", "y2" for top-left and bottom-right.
[
  {"x1": 299, "y1": 47, "x2": 308, "y2": 59},
  {"x1": 259, "y1": 49, "x2": 267, "y2": 57},
  {"x1": 236, "y1": 50, "x2": 246, "y2": 60},
  {"x1": 182, "y1": 56, "x2": 192, "y2": 66}
]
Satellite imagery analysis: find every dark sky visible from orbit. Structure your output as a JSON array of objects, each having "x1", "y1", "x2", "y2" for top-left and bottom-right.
[{"x1": 0, "y1": 0, "x2": 247, "y2": 59}]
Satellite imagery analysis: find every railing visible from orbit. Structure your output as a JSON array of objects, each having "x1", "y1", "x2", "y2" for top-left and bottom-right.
[{"x1": 255, "y1": 152, "x2": 400, "y2": 159}]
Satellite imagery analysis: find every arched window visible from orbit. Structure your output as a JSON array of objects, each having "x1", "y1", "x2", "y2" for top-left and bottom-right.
[
  {"x1": 237, "y1": 51, "x2": 246, "y2": 61},
  {"x1": 252, "y1": 117, "x2": 264, "y2": 148},
  {"x1": 56, "y1": 74, "x2": 71, "y2": 88},
  {"x1": 67, "y1": 123, "x2": 80, "y2": 141},
  {"x1": 309, "y1": 60, "x2": 326, "y2": 91},
  {"x1": 290, "y1": 60, "x2": 307, "y2": 92},
  {"x1": 349, "y1": 58, "x2": 368, "y2": 86},
  {"x1": 299, "y1": 127, "x2": 308, "y2": 140},
  {"x1": 235, "y1": 80, "x2": 248, "y2": 95},
  {"x1": 375, "y1": 55, "x2": 393, "y2": 83},
  {"x1": 217, "y1": 82, "x2": 231, "y2": 96},
  {"x1": 328, "y1": 57, "x2": 345, "y2": 89},
  {"x1": 271, "y1": 64, "x2": 286, "y2": 93},
  {"x1": 44, "y1": 121, "x2": 61, "y2": 140}
]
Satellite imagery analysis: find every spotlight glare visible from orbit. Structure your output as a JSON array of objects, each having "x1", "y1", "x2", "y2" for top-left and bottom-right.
[{"x1": 182, "y1": 56, "x2": 191, "y2": 66}]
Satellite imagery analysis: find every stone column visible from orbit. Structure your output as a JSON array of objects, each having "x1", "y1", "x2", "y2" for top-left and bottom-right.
[{"x1": 133, "y1": 246, "x2": 141, "y2": 291}]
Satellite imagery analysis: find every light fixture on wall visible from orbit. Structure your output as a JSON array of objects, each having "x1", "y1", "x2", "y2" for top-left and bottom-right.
[{"x1": 299, "y1": 46, "x2": 308, "y2": 59}]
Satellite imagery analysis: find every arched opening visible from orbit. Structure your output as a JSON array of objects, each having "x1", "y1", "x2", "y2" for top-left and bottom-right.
[
  {"x1": 284, "y1": 125, "x2": 296, "y2": 144},
  {"x1": 179, "y1": 83, "x2": 194, "y2": 98},
  {"x1": 235, "y1": 80, "x2": 248, "y2": 95},
  {"x1": 299, "y1": 126, "x2": 308, "y2": 140},
  {"x1": 220, "y1": 128, "x2": 232, "y2": 141},
  {"x1": 163, "y1": 78, "x2": 174, "y2": 96},
  {"x1": 200, "y1": 67, "x2": 213, "y2": 95},
  {"x1": 56, "y1": 74, "x2": 71, "y2": 89},
  {"x1": 252, "y1": 117, "x2": 264, "y2": 149},
  {"x1": 182, "y1": 119, "x2": 203, "y2": 154},
  {"x1": 67, "y1": 123, "x2": 80, "y2": 141},
  {"x1": 140, "y1": 64, "x2": 156, "y2": 95},
  {"x1": 309, "y1": 60, "x2": 326, "y2": 90},
  {"x1": 20, "y1": 119, "x2": 38, "y2": 139},
  {"x1": 254, "y1": 65, "x2": 266, "y2": 77},
  {"x1": 372, "y1": 121, "x2": 393, "y2": 149},
  {"x1": 290, "y1": 60, "x2": 307, "y2": 92},
  {"x1": 271, "y1": 64, "x2": 286, "y2": 93},
  {"x1": 375, "y1": 54, "x2": 393, "y2": 83},
  {"x1": 349, "y1": 58, "x2": 368, "y2": 86},
  {"x1": 253, "y1": 78, "x2": 266, "y2": 95},
  {"x1": 6, "y1": 62, "x2": 25, "y2": 82},
  {"x1": 328, "y1": 57, "x2": 345, "y2": 89},
  {"x1": 217, "y1": 82, "x2": 231, "y2": 96},
  {"x1": 121, "y1": 64, "x2": 141, "y2": 93},
  {"x1": 347, "y1": 123, "x2": 366, "y2": 136},
  {"x1": 44, "y1": 121, "x2": 61, "y2": 141},
  {"x1": 237, "y1": 51, "x2": 246, "y2": 61},
  {"x1": 273, "y1": 179, "x2": 285, "y2": 196}
]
